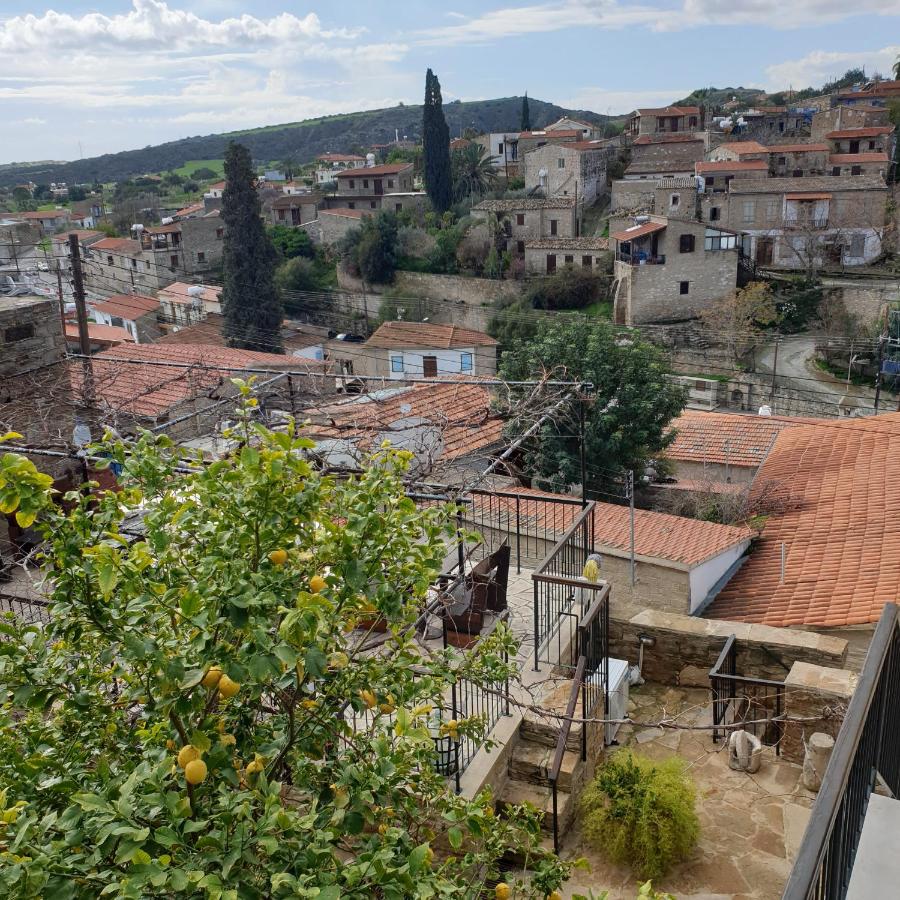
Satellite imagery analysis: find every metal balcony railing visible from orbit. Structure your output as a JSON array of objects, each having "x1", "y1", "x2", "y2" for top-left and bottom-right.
[{"x1": 615, "y1": 251, "x2": 666, "y2": 265}]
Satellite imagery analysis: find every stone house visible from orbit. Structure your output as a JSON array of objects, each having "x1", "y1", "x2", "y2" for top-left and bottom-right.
[
  {"x1": 626, "y1": 106, "x2": 701, "y2": 137},
  {"x1": 522, "y1": 141, "x2": 609, "y2": 206},
  {"x1": 516, "y1": 129, "x2": 582, "y2": 157},
  {"x1": 309, "y1": 208, "x2": 373, "y2": 245},
  {"x1": 767, "y1": 143, "x2": 829, "y2": 177},
  {"x1": 831, "y1": 80, "x2": 900, "y2": 108},
  {"x1": 723, "y1": 106, "x2": 812, "y2": 141},
  {"x1": 269, "y1": 193, "x2": 321, "y2": 227},
  {"x1": 157, "y1": 282, "x2": 221, "y2": 327},
  {"x1": 314, "y1": 153, "x2": 366, "y2": 185},
  {"x1": 14, "y1": 209, "x2": 70, "y2": 236},
  {"x1": 470, "y1": 198, "x2": 577, "y2": 255},
  {"x1": 696, "y1": 160, "x2": 768, "y2": 192},
  {"x1": 720, "y1": 175, "x2": 887, "y2": 269},
  {"x1": 826, "y1": 126, "x2": 895, "y2": 156},
  {"x1": 625, "y1": 134, "x2": 706, "y2": 180},
  {"x1": 812, "y1": 106, "x2": 890, "y2": 141},
  {"x1": 1, "y1": 217, "x2": 40, "y2": 268},
  {"x1": 331, "y1": 163, "x2": 414, "y2": 200},
  {"x1": 611, "y1": 215, "x2": 739, "y2": 325},
  {"x1": 1, "y1": 295, "x2": 66, "y2": 379},
  {"x1": 89, "y1": 293, "x2": 162, "y2": 344},
  {"x1": 545, "y1": 117, "x2": 600, "y2": 140},
  {"x1": 356, "y1": 321, "x2": 498, "y2": 380},
  {"x1": 828, "y1": 153, "x2": 890, "y2": 178},
  {"x1": 708, "y1": 140, "x2": 770, "y2": 163},
  {"x1": 523, "y1": 237, "x2": 609, "y2": 275},
  {"x1": 474, "y1": 132, "x2": 520, "y2": 175}
]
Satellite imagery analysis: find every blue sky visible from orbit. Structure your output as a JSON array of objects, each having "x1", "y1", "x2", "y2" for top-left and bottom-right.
[{"x1": 1, "y1": 1, "x2": 898, "y2": 163}]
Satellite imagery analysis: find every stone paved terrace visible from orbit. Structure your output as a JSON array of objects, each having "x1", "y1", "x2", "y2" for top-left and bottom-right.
[{"x1": 559, "y1": 683, "x2": 817, "y2": 900}]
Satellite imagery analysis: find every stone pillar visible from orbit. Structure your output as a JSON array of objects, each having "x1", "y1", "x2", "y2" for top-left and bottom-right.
[{"x1": 802, "y1": 733, "x2": 835, "y2": 791}]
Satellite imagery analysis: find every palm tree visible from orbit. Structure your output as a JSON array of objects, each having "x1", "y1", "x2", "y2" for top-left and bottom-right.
[{"x1": 451, "y1": 143, "x2": 499, "y2": 201}]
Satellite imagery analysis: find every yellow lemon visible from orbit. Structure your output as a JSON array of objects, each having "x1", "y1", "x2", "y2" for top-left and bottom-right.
[
  {"x1": 201, "y1": 666, "x2": 223, "y2": 689},
  {"x1": 184, "y1": 758, "x2": 208, "y2": 785},
  {"x1": 245, "y1": 758, "x2": 264, "y2": 776},
  {"x1": 309, "y1": 574, "x2": 327, "y2": 593},
  {"x1": 360, "y1": 690, "x2": 377, "y2": 709},
  {"x1": 268, "y1": 549, "x2": 288, "y2": 566},
  {"x1": 177, "y1": 745, "x2": 200, "y2": 769},
  {"x1": 547, "y1": 892, "x2": 562, "y2": 900},
  {"x1": 495, "y1": 885, "x2": 511, "y2": 900},
  {"x1": 218, "y1": 675, "x2": 240, "y2": 699},
  {"x1": 379, "y1": 702, "x2": 395, "y2": 715}
]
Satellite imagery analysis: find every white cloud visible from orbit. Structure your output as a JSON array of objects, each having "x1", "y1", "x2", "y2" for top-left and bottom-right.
[{"x1": 765, "y1": 44, "x2": 900, "y2": 90}]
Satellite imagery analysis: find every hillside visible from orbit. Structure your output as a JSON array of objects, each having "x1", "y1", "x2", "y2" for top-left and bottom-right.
[{"x1": 0, "y1": 96, "x2": 618, "y2": 187}]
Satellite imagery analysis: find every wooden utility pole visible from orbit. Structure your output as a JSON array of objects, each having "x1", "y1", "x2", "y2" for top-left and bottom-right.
[
  {"x1": 69, "y1": 234, "x2": 91, "y2": 356},
  {"x1": 55, "y1": 261, "x2": 66, "y2": 338}
]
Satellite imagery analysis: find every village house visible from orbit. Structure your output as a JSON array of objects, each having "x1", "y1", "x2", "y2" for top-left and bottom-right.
[
  {"x1": 516, "y1": 129, "x2": 582, "y2": 157},
  {"x1": 811, "y1": 105, "x2": 890, "y2": 141},
  {"x1": 348, "y1": 321, "x2": 498, "y2": 380},
  {"x1": 626, "y1": 106, "x2": 701, "y2": 136},
  {"x1": 48, "y1": 230, "x2": 105, "y2": 268},
  {"x1": 523, "y1": 237, "x2": 609, "y2": 275},
  {"x1": 14, "y1": 208, "x2": 70, "y2": 236},
  {"x1": 828, "y1": 152, "x2": 890, "y2": 178},
  {"x1": 825, "y1": 125, "x2": 895, "y2": 156},
  {"x1": 64, "y1": 321, "x2": 135, "y2": 353},
  {"x1": 319, "y1": 163, "x2": 422, "y2": 214},
  {"x1": 707, "y1": 140, "x2": 770, "y2": 163},
  {"x1": 625, "y1": 133, "x2": 706, "y2": 180},
  {"x1": 474, "y1": 132, "x2": 520, "y2": 175},
  {"x1": 611, "y1": 214, "x2": 739, "y2": 325},
  {"x1": 719, "y1": 106, "x2": 812, "y2": 141},
  {"x1": 309, "y1": 208, "x2": 373, "y2": 245},
  {"x1": 545, "y1": 116, "x2": 601, "y2": 140},
  {"x1": 269, "y1": 193, "x2": 321, "y2": 227},
  {"x1": 767, "y1": 143, "x2": 830, "y2": 177},
  {"x1": 522, "y1": 141, "x2": 609, "y2": 206},
  {"x1": 831, "y1": 79, "x2": 900, "y2": 108},
  {"x1": 696, "y1": 159, "x2": 768, "y2": 191},
  {"x1": 88, "y1": 293, "x2": 162, "y2": 344},
  {"x1": 718, "y1": 174, "x2": 888, "y2": 269},
  {"x1": 0, "y1": 294, "x2": 66, "y2": 379},
  {"x1": 470, "y1": 197, "x2": 577, "y2": 255},
  {"x1": 157, "y1": 281, "x2": 222, "y2": 327},
  {"x1": 314, "y1": 153, "x2": 366, "y2": 185}
]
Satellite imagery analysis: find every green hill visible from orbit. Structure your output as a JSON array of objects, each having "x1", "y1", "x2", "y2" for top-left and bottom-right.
[{"x1": 0, "y1": 96, "x2": 620, "y2": 188}]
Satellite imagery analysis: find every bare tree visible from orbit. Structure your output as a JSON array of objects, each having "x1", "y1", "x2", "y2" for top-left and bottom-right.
[{"x1": 700, "y1": 282, "x2": 780, "y2": 368}]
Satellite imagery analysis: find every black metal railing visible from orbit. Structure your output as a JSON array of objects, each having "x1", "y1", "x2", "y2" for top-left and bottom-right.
[
  {"x1": 532, "y1": 502, "x2": 596, "y2": 671},
  {"x1": 0, "y1": 592, "x2": 52, "y2": 625},
  {"x1": 615, "y1": 251, "x2": 666, "y2": 266},
  {"x1": 783, "y1": 603, "x2": 900, "y2": 900},
  {"x1": 709, "y1": 634, "x2": 786, "y2": 752},
  {"x1": 548, "y1": 584, "x2": 610, "y2": 852}
]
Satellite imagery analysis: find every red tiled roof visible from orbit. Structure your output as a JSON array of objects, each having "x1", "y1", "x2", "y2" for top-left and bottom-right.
[
  {"x1": 71, "y1": 342, "x2": 322, "y2": 418},
  {"x1": 174, "y1": 203, "x2": 204, "y2": 218},
  {"x1": 145, "y1": 223, "x2": 181, "y2": 234},
  {"x1": 568, "y1": 141, "x2": 609, "y2": 152},
  {"x1": 715, "y1": 141, "x2": 769, "y2": 155},
  {"x1": 665, "y1": 411, "x2": 809, "y2": 468},
  {"x1": 769, "y1": 143, "x2": 829, "y2": 153},
  {"x1": 65, "y1": 323, "x2": 134, "y2": 344},
  {"x1": 157, "y1": 282, "x2": 221, "y2": 306},
  {"x1": 472, "y1": 486, "x2": 750, "y2": 567},
  {"x1": 633, "y1": 133, "x2": 703, "y2": 145},
  {"x1": 306, "y1": 382, "x2": 503, "y2": 462},
  {"x1": 696, "y1": 160, "x2": 768, "y2": 173},
  {"x1": 90, "y1": 294, "x2": 160, "y2": 320},
  {"x1": 366, "y1": 321, "x2": 497, "y2": 349},
  {"x1": 50, "y1": 229, "x2": 103, "y2": 243},
  {"x1": 335, "y1": 164, "x2": 411, "y2": 178},
  {"x1": 450, "y1": 138, "x2": 472, "y2": 149},
  {"x1": 706, "y1": 414, "x2": 900, "y2": 628},
  {"x1": 16, "y1": 209, "x2": 70, "y2": 220},
  {"x1": 90, "y1": 237, "x2": 141, "y2": 253},
  {"x1": 828, "y1": 152, "x2": 889, "y2": 164},
  {"x1": 519, "y1": 129, "x2": 581, "y2": 139},
  {"x1": 610, "y1": 220, "x2": 666, "y2": 241},
  {"x1": 826, "y1": 126, "x2": 894, "y2": 139},
  {"x1": 208, "y1": 181, "x2": 225, "y2": 190},
  {"x1": 635, "y1": 106, "x2": 700, "y2": 117}
]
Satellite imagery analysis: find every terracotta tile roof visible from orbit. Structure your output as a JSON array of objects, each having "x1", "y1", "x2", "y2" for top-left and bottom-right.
[
  {"x1": 519, "y1": 129, "x2": 581, "y2": 139},
  {"x1": 633, "y1": 133, "x2": 703, "y2": 145},
  {"x1": 715, "y1": 141, "x2": 770, "y2": 155},
  {"x1": 65, "y1": 323, "x2": 134, "y2": 344},
  {"x1": 610, "y1": 220, "x2": 666, "y2": 241},
  {"x1": 145, "y1": 223, "x2": 181, "y2": 234},
  {"x1": 768, "y1": 143, "x2": 829, "y2": 153},
  {"x1": 90, "y1": 294, "x2": 160, "y2": 320},
  {"x1": 696, "y1": 160, "x2": 768, "y2": 173},
  {"x1": 174, "y1": 203, "x2": 204, "y2": 218},
  {"x1": 71, "y1": 341, "x2": 322, "y2": 418},
  {"x1": 157, "y1": 314, "x2": 226, "y2": 346},
  {"x1": 568, "y1": 141, "x2": 610, "y2": 152},
  {"x1": 157, "y1": 282, "x2": 221, "y2": 306},
  {"x1": 366, "y1": 321, "x2": 497, "y2": 349},
  {"x1": 50, "y1": 229, "x2": 103, "y2": 243},
  {"x1": 472, "y1": 486, "x2": 751, "y2": 567},
  {"x1": 208, "y1": 181, "x2": 226, "y2": 190},
  {"x1": 305, "y1": 382, "x2": 503, "y2": 461},
  {"x1": 317, "y1": 153, "x2": 366, "y2": 163},
  {"x1": 449, "y1": 138, "x2": 472, "y2": 149},
  {"x1": 706, "y1": 414, "x2": 900, "y2": 628},
  {"x1": 16, "y1": 209, "x2": 69, "y2": 220},
  {"x1": 90, "y1": 237, "x2": 142, "y2": 253},
  {"x1": 335, "y1": 164, "x2": 411, "y2": 178},
  {"x1": 828, "y1": 152, "x2": 889, "y2": 164},
  {"x1": 635, "y1": 106, "x2": 700, "y2": 117},
  {"x1": 666, "y1": 410, "x2": 808, "y2": 468},
  {"x1": 826, "y1": 126, "x2": 894, "y2": 139}
]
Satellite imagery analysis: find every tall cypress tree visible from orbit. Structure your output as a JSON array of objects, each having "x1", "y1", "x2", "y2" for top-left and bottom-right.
[
  {"x1": 422, "y1": 68, "x2": 452, "y2": 213},
  {"x1": 221, "y1": 141, "x2": 283, "y2": 353},
  {"x1": 521, "y1": 93, "x2": 531, "y2": 131}
]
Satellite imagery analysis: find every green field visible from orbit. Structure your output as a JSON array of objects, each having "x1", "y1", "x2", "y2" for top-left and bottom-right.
[{"x1": 172, "y1": 159, "x2": 225, "y2": 179}]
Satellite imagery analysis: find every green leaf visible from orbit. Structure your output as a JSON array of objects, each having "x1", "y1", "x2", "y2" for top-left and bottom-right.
[
  {"x1": 189, "y1": 729, "x2": 211, "y2": 753},
  {"x1": 408, "y1": 843, "x2": 429, "y2": 875},
  {"x1": 447, "y1": 826, "x2": 463, "y2": 850},
  {"x1": 180, "y1": 668, "x2": 205, "y2": 690},
  {"x1": 304, "y1": 646, "x2": 327, "y2": 678},
  {"x1": 168, "y1": 870, "x2": 189, "y2": 891},
  {"x1": 72, "y1": 793, "x2": 110, "y2": 812},
  {"x1": 317, "y1": 887, "x2": 341, "y2": 900},
  {"x1": 273, "y1": 643, "x2": 298, "y2": 667}
]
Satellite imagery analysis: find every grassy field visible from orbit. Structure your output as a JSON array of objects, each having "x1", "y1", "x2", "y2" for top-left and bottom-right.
[{"x1": 172, "y1": 159, "x2": 225, "y2": 179}]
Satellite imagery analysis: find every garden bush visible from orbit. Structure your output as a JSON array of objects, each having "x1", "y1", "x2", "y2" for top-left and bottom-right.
[
  {"x1": 526, "y1": 266, "x2": 603, "y2": 311},
  {"x1": 580, "y1": 750, "x2": 699, "y2": 880}
]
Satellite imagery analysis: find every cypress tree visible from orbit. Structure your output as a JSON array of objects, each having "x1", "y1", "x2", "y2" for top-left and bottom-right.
[
  {"x1": 521, "y1": 93, "x2": 531, "y2": 131},
  {"x1": 422, "y1": 68, "x2": 452, "y2": 213},
  {"x1": 221, "y1": 141, "x2": 283, "y2": 353}
]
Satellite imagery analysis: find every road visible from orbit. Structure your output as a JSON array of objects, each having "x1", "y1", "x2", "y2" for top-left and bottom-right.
[{"x1": 756, "y1": 335, "x2": 878, "y2": 413}]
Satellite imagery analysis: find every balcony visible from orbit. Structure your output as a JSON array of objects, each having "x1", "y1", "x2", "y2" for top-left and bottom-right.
[
  {"x1": 783, "y1": 216, "x2": 829, "y2": 230},
  {"x1": 616, "y1": 250, "x2": 666, "y2": 265}
]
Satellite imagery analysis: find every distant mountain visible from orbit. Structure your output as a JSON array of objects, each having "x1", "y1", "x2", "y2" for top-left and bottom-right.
[
  {"x1": 673, "y1": 87, "x2": 768, "y2": 109},
  {"x1": 0, "y1": 96, "x2": 620, "y2": 188}
]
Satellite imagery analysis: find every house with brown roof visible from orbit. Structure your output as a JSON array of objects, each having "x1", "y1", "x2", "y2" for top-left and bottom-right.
[
  {"x1": 157, "y1": 281, "x2": 222, "y2": 327},
  {"x1": 708, "y1": 141, "x2": 770, "y2": 163},
  {"x1": 351, "y1": 321, "x2": 498, "y2": 380},
  {"x1": 767, "y1": 143, "x2": 830, "y2": 177},
  {"x1": 696, "y1": 159, "x2": 769, "y2": 191},
  {"x1": 825, "y1": 126, "x2": 894, "y2": 156},
  {"x1": 88, "y1": 293, "x2": 161, "y2": 344},
  {"x1": 831, "y1": 79, "x2": 900, "y2": 108},
  {"x1": 523, "y1": 237, "x2": 609, "y2": 275},
  {"x1": 323, "y1": 164, "x2": 417, "y2": 214},
  {"x1": 625, "y1": 133, "x2": 706, "y2": 180},
  {"x1": 470, "y1": 198, "x2": 577, "y2": 255},
  {"x1": 303, "y1": 381, "x2": 504, "y2": 481},
  {"x1": 828, "y1": 152, "x2": 890, "y2": 178},
  {"x1": 65, "y1": 322, "x2": 135, "y2": 352},
  {"x1": 313, "y1": 207, "x2": 374, "y2": 245},
  {"x1": 522, "y1": 140, "x2": 610, "y2": 206},
  {"x1": 269, "y1": 193, "x2": 321, "y2": 227},
  {"x1": 811, "y1": 104, "x2": 890, "y2": 141},
  {"x1": 14, "y1": 208, "x2": 70, "y2": 236},
  {"x1": 315, "y1": 153, "x2": 366, "y2": 186},
  {"x1": 626, "y1": 106, "x2": 701, "y2": 137},
  {"x1": 704, "y1": 414, "x2": 900, "y2": 653},
  {"x1": 516, "y1": 129, "x2": 582, "y2": 157}
]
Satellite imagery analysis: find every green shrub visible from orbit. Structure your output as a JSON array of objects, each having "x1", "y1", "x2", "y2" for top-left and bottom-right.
[
  {"x1": 526, "y1": 266, "x2": 603, "y2": 311},
  {"x1": 580, "y1": 750, "x2": 699, "y2": 880}
]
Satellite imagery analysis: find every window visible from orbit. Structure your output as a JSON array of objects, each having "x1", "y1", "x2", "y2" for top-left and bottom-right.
[
  {"x1": 348, "y1": 179, "x2": 355, "y2": 188},
  {"x1": 792, "y1": 169, "x2": 803, "y2": 178},
  {"x1": 390, "y1": 355, "x2": 403, "y2": 373},
  {"x1": 170, "y1": 255, "x2": 178, "y2": 267},
  {"x1": 498, "y1": 142, "x2": 504, "y2": 155},
  {"x1": 460, "y1": 352, "x2": 473, "y2": 372},
  {"x1": 679, "y1": 281, "x2": 690, "y2": 295},
  {"x1": 106, "y1": 255, "x2": 114, "y2": 265},
  {"x1": 363, "y1": 180, "x2": 369, "y2": 189},
  {"x1": 868, "y1": 140, "x2": 876, "y2": 150},
  {"x1": 387, "y1": 179, "x2": 394, "y2": 188},
  {"x1": 557, "y1": 158, "x2": 566, "y2": 169},
  {"x1": 516, "y1": 240, "x2": 525, "y2": 254},
  {"x1": 395, "y1": 203, "x2": 403, "y2": 213},
  {"x1": 689, "y1": 116, "x2": 698, "y2": 128},
  {"x1": 582, "y1": 255, "x2": 592, "y2": 267},
  {"x1": 766, "y1": 200, "x2": 778, "y2": 222},
  {"x1": 370, "y1": 201, "x2": 377, "y2": 209},
  {"x1": 131, "y1": 258, "x2": 137, "y2": 268},
  {"x1": 704, "y1": 230, "x2": 738, "y2": 251},
  {"x1": 4, "y1": 323, "x2": 34, "y2": 343},
  {"x1": 706, "y1": 177, "x2": 715, "y2": 187},
  {"x1": 777, "y1": 156, "x2": 786, "y2": 166},
  {"x1": 516, "y1": 213, "x2": 525, "y2": 226},
  {"x1": 670, "y1": 193, "x2": 680, "y2": 207},
  {"x1": 277, "y1": 209, "x2": 286, "y2": 221},
  {"x1": 851, "y1": 165, "x2": 862, "y2": 176},
  {"x1": 679, "y1": 233, "x2": 695, "y2": 253},
  {"x1": 564, "y1": 254, "x2": 574, "y2": 264},
  {"x1": 110, "y1": 316, "x2": 124, "y2": 327},
  {"x1": 742, "y1": 200, "x2": 755, "y2": 224},
  {"x1": 348, "y1": 202, "x2": 355, "y2": 209},
  {"x1": 849, "y1": 234, "x2": 865, "y2": 258},
  {"x1": 550, "y1": 219, "x2": 558, "y2": 236},
  {"x1": 197, "y1": 252, "x2": 206, "y2": 263},
  {"x1": 832, "y1": 166, "x2": 841, "y2": 176},
  {"x1": 710, "y1": 207, "x2": 720, "y2": 221},
  {"x1": 216, "y1": 227, "x2": 224, "y2": 239}
]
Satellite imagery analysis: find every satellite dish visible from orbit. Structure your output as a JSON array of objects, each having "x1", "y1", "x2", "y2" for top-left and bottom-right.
[{"x1": 758, "y1": 405, "x2": 772, "y2": 417}]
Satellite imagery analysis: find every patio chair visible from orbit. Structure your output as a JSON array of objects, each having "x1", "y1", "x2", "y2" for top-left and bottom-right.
[{"x1": 442, "y1": 542, "x2": 510, "y2": 648}]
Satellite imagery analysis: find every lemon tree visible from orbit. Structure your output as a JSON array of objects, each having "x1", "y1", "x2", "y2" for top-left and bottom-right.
[{"x1": 0, "y1": 398, "x2": 569, "y2": 898}]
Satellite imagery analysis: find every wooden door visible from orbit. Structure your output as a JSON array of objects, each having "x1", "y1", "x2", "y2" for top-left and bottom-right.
[
  {"x1": 422, "y1": 356, "x2": 438, "y2": 378},
  {"x1": 546, "y1": 254, "x2": 557, "y2": 273},
  {"x1": 755, "y1": 237, "x2": 774, "y2": 266},
  {"x1": 374, "y1": 179, "x2": 383, "y2": 196}
]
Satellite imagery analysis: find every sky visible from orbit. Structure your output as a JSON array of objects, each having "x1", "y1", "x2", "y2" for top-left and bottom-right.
[{"x1": 1, "y1": 0, "x2": 898, "y2": 164}]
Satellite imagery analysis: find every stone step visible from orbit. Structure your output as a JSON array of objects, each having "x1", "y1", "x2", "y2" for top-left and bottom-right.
[
  {"x1": 519, "y1": 679, "x2": 583, "y2": 751},
  {"x1": 496, "y1": 777, "x2": 572, "y2": 835},
  {"x1": 508, "y1": 739, "x2": 579, "y2": 791}
]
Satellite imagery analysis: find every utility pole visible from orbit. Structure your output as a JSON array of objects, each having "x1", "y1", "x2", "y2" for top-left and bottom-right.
[
  {"x1": 769, "y1": 337, "x2": 780, "y2": 399},
  {"x1": 874, "y1": 335, "x2": 885, "y2": 414},
  {"x1": 55, "y1": 261, "x2": 66, "y2": 339},
  {"x1": 69, "y1": 234, "x2": 91, "y2": 357},
  {"x1": 627, "y1": 469, "x2": 636, "y2": 587}
]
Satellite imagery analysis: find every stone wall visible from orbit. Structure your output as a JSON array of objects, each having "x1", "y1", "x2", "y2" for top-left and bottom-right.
[
  {"x1": 610, "y1": 180, "x2": 656, "y2": 214},
  {"x1": 1, "y1": 296, "x2": 66, "y2": 378},
  {"x1": 608, "y1": 605, "x2": 848, "y2": 685},
  {"x1": 781, "y1": 662, "x2": 857, "y2": 764}
]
